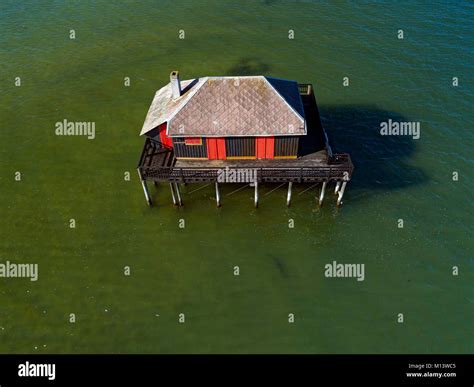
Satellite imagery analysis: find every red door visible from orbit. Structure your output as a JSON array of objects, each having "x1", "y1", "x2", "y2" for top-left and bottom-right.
[
  {"x1": 256, "y1": 138, "x2": 266, "y2": 159},
  {"x1": 158, "y1": 123, "x2": 173, "y2": 148},
  {"x1": 256, "y1": 137, "x2": 274, "y2": 159},
  {"x1": 265, "y1": 137, "x2": 274, "y2": 159},
  {"x1": 207, "y1": 138, "x2": 226, "y2": 160},
  {"x1": 216, "y1": 138, "x2": 226, "y2": 160}
]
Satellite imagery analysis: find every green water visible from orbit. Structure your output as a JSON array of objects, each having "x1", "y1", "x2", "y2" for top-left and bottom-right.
[{"x1": 0, "y1": 0, "x2": 473, "y2": 353}]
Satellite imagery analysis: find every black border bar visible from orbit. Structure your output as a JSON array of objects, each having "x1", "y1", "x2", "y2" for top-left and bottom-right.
[{"x1": 0, "y1": 355, "x2": 472, "y2": 386}]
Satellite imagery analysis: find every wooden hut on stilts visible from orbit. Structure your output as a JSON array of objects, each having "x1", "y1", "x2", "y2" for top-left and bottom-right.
[{"x1": 137, "y1": 71, "x2": 353, "y2": 208}]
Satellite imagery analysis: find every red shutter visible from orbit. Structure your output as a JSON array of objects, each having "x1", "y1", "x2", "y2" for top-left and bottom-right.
[
  {"x1": 256, "y1": 137, "x2": 274, "y2": 159},
  {"x1": 207, "y1": 138, "x2": 226, "y2": 159},
  {"x1": 256, "y1": 138, "x2": 266, "y2": 159},
  {"x1": 207, "y1": 138, "x2": 217, "y2": 159},
  {"x1": 265, "y1": 137, "x2": 274, "y2": 159},
  {"x1": 158, "y1": 123, "x2": 173, "y2": 148},
  {"x1": 216, "y1": 138, "x2": 226, "y2": 160}
]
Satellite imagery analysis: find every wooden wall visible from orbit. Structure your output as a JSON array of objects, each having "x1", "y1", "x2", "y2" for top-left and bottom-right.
[
  {"x1": 172, "y1": 136, "x2": 299, "y2": 159},
  {"x1": 225, "y1": 138, "x2": 255, "y2": 159},
  {"x1": 172, "y1": 137, "x2": 208, "y2": 159},
  {"x1": 274, "y1": 136, "x2": 299, "y2": 158}
]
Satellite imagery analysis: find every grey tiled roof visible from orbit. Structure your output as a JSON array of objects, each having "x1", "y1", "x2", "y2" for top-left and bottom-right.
[
  {"x1": 140, "y1": 76, "x2": 306, "y2": 137},
  {"x1": 140, "y1": 78, "x2": 203, "y2": 135}
]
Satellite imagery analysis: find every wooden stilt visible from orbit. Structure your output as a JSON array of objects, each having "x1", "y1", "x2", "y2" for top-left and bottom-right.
[
  {"x1": 137, "y1": 168, "x2": 152, "y2": 206},
  {"x1": 334, "y1": 181, "x2": 341, "y2": 194},
  {"x1": 169, "y1": 182, "x2": 177, "y2": 206},
  {"x1": 175, "y1": 183, "x2": 183, "y2": 206},
  {"x1": 141, "y1": 180, "x2": 152, "y2": 206},
  {"x1": 254, "y1": 181, "x2": 259, "y2": 208},
  {"x1": 215, "y1": 182, "x2": 221, "y2": 207},
  {"x1": 337, "y1": 181, "x2": 347, "y2": 207},
  {"x1": 319, "y1": 181, "x2": 327, "y2": 207},
  {"x1": 286, "y1": 182, "x2": 293, "y2": 207}
]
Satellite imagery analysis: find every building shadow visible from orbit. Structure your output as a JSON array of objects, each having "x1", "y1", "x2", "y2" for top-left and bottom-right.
[
  {"x1": 319, "y1": 104, "x2": 429, "y2": 192},
  {"x1": 224, "y1": 57, "x2": 427, "y2": 196}
]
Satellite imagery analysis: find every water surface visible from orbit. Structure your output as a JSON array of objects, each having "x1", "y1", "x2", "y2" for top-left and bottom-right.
[{"x1": 0, "y1": 0, "x2": 473, "y2": 353}]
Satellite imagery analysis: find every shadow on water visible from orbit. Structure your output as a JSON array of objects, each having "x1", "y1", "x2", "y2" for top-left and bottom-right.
[
  {"x1": 319, "y1": 105, "x2": 429, "y2": 193},
  {"x1": 224, "y1": 58, "x2": 428, "y2": 198},
  {"x1": 227, "y1": 57, "x2": 271, "y2": 76}
]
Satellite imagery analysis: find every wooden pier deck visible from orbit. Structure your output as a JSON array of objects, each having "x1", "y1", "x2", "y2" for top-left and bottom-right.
[
  {"x1": 136, "y1": 83, "x2": 354, "y2": 206},
  {"x1": 137, "y1": 138, "x2": 352, "y2": 183}
]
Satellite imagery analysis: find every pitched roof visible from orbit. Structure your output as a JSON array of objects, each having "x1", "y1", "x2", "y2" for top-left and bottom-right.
[{"x1": 141, "y1": 76, "x2": 306, "y2": 137}]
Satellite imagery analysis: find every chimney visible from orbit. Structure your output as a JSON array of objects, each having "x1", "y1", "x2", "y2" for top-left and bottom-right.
[{"x1": 170, "y1": 70, "x2": 181, "y2": 99}]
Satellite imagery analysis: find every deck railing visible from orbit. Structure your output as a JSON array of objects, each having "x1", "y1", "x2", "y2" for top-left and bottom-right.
[
  {"x1": 139, "y1": 153, "x2": 353, "y2": 183},
  {"x1": 298, "y1": 83, "x2": 312, "y2": 95},
  {"x1": 138, "y1": 137, "x2": 174, "y2": 168}
]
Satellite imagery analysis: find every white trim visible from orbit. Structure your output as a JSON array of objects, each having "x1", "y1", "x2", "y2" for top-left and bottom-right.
[
  {"x1": 140, "y1": 78, "x2": 204, "y2": 136},
  {"x1": 160, "y1": 75, "x2": 306, "y2": 137},
  {"x1": 150, "y1": 75, "x2": 308, "y2": 137},
  {"x1": 263, "y1": 77, "x2": 306, "y2": 126},
  {"x1": 166, "y1": 77, "x2": 208, "y2": 135},
  {"x1": 169, "y1": 133, "x2": 305, "y2": 138}
]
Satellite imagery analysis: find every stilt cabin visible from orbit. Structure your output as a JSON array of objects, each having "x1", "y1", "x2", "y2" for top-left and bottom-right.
[
  {"x1": 141, "y1": 71, "x2": 306, "y2": 160},
  {"x1": 137, "y1": 71, "x2": 354, "y2": 208}
]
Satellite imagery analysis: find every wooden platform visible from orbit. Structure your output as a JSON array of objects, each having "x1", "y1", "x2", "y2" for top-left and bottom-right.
[
  {"x1": 137, "y1": 137, "x2": 352, "y2": 183},
  {"x1": 175, "y1": 150, "x2": 328, "y2": 169},
  {"x1": 137, "y1": 83, "x2": 354, "y2": 184}
]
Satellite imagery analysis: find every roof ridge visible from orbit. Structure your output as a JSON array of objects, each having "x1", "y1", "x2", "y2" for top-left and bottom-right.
[
  {"x1": 165, "y1": 77, "x2": 208, "y2": 134},
  {"x1": 263, "y1": 77, "x2": 305, "y2": 124}
]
